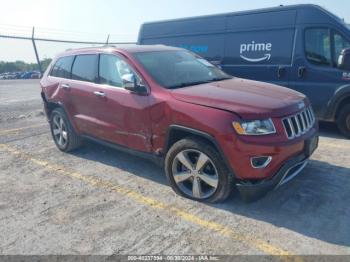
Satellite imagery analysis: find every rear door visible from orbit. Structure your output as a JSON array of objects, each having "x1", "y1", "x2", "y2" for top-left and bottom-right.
[
  {"x1": 67, "y1": 54, "x2": 102, "y2": 137},
  {"x1": 289, "y1": 27, "x2": 350, "y2": 119}
]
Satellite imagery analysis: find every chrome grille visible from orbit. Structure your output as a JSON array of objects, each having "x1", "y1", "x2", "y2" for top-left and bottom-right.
[{"x1": 282, "y1": 107, "x2": 315, "y2": 139}]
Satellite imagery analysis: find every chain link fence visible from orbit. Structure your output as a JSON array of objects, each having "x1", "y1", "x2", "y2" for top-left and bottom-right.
[{"x1": 0, "y1": 24, "x2": 136, "y2": 75}]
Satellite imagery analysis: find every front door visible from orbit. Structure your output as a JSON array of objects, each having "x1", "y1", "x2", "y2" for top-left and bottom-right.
[
  {"x1": 92, "y1": 53, "x2": 152, "y2": 152},
  {"x1": 289, "y1": 26, "x2": 350, "y2": 119}
]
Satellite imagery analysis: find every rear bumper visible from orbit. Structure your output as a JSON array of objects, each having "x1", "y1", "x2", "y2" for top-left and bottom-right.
[{"x1": 235, "y1": 145, "x2": 314, "y2": 202}]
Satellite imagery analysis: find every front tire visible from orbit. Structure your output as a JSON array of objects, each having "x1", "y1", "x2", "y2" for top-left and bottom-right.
[
  {"x1": 165, "y1": 137, "x2": 233, "y2": 203},
  {"x1": 337, "y1": 104, "x2": 350, "y2": 138},
  {"x1": 50, "y1": 108, "x2": 82, "y2": 152}
]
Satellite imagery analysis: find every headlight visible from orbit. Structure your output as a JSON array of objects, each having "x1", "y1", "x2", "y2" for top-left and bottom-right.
[{"x1": 232, "y1": 119, "x2": 276, "y2": 135}]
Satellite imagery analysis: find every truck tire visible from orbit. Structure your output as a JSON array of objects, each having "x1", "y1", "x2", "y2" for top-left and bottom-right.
[
  {"x1": 337, "y1": 104, "x2": 350, "y2": 138},
  {"x1": 50, "y1": 108, "x2": 82, "y2": 152},
  {"x1": 165, "y1": 137, "x2": 234, "y2": 203}
]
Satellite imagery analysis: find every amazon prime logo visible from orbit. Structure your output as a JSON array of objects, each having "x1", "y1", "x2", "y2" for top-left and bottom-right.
[{"x1": 240, "y1": 41, "x2": 272, "y2": 62}]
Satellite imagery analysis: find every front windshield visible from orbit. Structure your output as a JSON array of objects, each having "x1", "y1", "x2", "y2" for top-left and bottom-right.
[{"x1": 133, "y1": 50, "x2": 232, "y2": 89}]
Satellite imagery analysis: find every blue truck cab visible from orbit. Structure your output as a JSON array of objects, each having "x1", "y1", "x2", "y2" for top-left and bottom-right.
[{"x1": 138, "y1": 4, "x2": 350, "y2": 137}]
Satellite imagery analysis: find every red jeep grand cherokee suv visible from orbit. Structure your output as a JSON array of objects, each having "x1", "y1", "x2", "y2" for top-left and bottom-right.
[{"x1": 40, "y1": 45, "x2": 318, "y2": 202}]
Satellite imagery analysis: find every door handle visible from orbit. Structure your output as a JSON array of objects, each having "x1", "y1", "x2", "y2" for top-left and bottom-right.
[
  {"x1": 298, "y1": 66, "x2": 306, "y2": 78},
  {"x1": 93, "y1": 91, "x2": 106, "y2": 98},
  {"x1": 278, "y1": 66, "x2": 286, "y2": 79},
  {"x1": 61, "y1": 83, "x2": 70, "y2": 90}
]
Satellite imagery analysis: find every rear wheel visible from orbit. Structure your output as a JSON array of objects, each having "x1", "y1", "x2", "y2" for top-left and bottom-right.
[
  {"x1": 165, "y1": 137, "x2": 233, "y2": 203},
  {"x1": 336, "y1": 104, "x2": 350, "y2": 138},
  {"x1": 50, "y1": 108, "x2": 82, "y2": 152}
]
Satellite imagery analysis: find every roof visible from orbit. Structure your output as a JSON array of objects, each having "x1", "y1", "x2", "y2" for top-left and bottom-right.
[
  {"x1": 138, "y1": 4, "x2": 348, "y2": 41},
  {"x1": 141, "y1": 4, "x2": 333, "y2": 25},
  {"x1": 60, "y1": 44, "x2": 182, "y2": 57}
]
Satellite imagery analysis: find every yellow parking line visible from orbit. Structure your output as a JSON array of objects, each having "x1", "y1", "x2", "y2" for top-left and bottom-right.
[
  {"x1": 0, "y1": 123, "x2": 48, "y2": 135},
  {"x1": 0, "y1": 143, "x2": 301, "y2": 262}
]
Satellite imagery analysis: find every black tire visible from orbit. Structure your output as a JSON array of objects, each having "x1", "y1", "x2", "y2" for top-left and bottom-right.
[
  {"x1": 164, "y1": 137, "x2": 234, "y2": 203},
  {"x1": 336, "y1": 104, "x2": 350, "y2": 138},
  {"x1": 50, "y1": 108, "x2": 82, "y2": 152}
]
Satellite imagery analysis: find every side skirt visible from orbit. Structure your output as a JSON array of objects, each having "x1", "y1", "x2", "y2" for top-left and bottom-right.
[{"x1": 82, "y1": 135, "x2": 164, "y2": 168}]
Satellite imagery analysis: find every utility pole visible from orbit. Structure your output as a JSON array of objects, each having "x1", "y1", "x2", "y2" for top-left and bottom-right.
[{"x1": 32, "y1": 27, "x2": 42, "y2": 75}]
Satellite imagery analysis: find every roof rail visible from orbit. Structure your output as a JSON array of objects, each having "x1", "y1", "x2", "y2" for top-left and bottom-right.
[
  {"x1": 65, "y1": 45, "x2": 112, "y2": 51},
  {"x1": 101, "y1": 44, "x2": 117, "y2": 48}
]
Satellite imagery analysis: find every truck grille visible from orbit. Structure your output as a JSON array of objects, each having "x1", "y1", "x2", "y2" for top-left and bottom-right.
[{"x1": 282, "y1": 107, "x2": 315, "y2": 139}]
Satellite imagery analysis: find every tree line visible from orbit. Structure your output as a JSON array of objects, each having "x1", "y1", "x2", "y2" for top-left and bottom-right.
[{"x1": 0, "y1": 59, "x2": 52, "y2": 74}]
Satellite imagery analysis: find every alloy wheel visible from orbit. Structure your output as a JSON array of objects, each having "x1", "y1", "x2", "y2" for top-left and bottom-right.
[
  {"x1": 52, "y1": 114, "x2": 68, "y2": 148},
  {"x1": 171, "y1": 149, "x2": 219, "y2": 199}
]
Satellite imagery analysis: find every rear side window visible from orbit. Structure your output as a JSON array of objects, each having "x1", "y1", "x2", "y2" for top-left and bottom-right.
[
  {"x1": 71, "y1": 55, "x2": 98, "y2": 82},
  {"x1": 50, "y1": 56, "x2": 74, "y2": 78},
  {"x1": 305, "y1": 28, "x2": 331, "y2": 66}
]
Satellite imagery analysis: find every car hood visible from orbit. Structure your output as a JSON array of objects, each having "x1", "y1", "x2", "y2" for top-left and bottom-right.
[{"x1": 170, "y1": 78, "x2": 307, "y2": 119}]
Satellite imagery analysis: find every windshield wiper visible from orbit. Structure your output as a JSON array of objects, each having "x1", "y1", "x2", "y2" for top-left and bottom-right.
[
  {"x1": 168, "y1": 77, "x2": 233, "y2": 89},
  {"x1": 209, "y1": 76, "x2": 233, "y2": 82},
  {"x1": 168, "y1": 80, "x2": 212, "y2": 89}
]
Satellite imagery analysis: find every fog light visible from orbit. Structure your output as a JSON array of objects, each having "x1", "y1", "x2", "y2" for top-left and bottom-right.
[{"x1": 250, "y1": 156, "x2": 272, "y2": 169}]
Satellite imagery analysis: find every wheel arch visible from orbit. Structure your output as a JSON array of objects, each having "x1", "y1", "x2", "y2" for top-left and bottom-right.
[
  {"x1": 325, "y1": 84, "x2": 350, "y2": 121},
  {"x1": 43, "y1": 98, "x2": 80, "y2": 134},
  {"x1": 41, "y1": 92, "x2": 62, "y2": 119},
  {"x1": 164, "y1": 125, "x2": 235, "y2": 177},
  {"x1": 46, "y1": 101, "x2": 62, "y2": 118},
  {"x1": 335, "y1": 95, "x2": 350, "y2": 120}
]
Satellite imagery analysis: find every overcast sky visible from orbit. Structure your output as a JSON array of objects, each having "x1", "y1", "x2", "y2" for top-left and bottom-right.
[{"x1": 0, "y1": 0, "x2": 349, "y2": 62}]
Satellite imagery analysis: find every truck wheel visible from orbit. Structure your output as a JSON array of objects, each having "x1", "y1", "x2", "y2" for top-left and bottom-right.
[
  {"x1": 337, "y1": 104, "x2": 350, "y2": 138},
  {"x1": 165, "y1": 137, "x2": 233, "y2": 203},
  {"x1": 50, "y1": 108, "x2": 82, "y2": 152}
]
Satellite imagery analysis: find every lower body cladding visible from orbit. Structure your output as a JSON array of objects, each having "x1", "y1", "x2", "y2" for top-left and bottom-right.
[{"x1": 234, "y1": 135, "x2": 319, "y2": 202}]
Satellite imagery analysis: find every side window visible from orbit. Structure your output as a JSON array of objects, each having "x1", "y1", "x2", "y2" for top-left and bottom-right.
[
  {"x1": 99, "y1": 54, "x2": 134, "y2": 87},
  {"x1": 50, "y1": 56, "x2": 74, "y2": 79},
  {"x1": 305, "y1": 28, "x2": 331, "y2": 66},
  {"x1": 333, "y1": 32, "x2": 350, "y2": 66},
  {"x1": 71, "y1": 55, "x2": 98, "y2": 82}
]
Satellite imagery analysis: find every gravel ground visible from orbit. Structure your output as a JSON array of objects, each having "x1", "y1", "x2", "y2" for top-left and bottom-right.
[{"x1": 0, "y1": 80, "x2": 349, "y2": 257}]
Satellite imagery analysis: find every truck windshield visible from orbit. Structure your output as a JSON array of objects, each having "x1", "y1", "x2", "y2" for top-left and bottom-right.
[{"x1": 133, "y1": 50, "x2": 232, "y2": 89}]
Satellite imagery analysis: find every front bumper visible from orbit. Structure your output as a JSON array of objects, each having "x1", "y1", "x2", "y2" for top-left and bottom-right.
[{"x1": 235, "y1": 136, "x2": 318, "y2": 202}]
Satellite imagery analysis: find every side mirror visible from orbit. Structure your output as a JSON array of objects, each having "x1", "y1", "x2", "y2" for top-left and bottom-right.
[
  {"x1": 121, "y1": 73, "x2": 136, "y2": 89},
  {"x1": 338, "y1": 48, "x2": 350, "y2": 71},
  {"x1": 121, "y1": 74, "x2": 147, "y2": 94}
]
